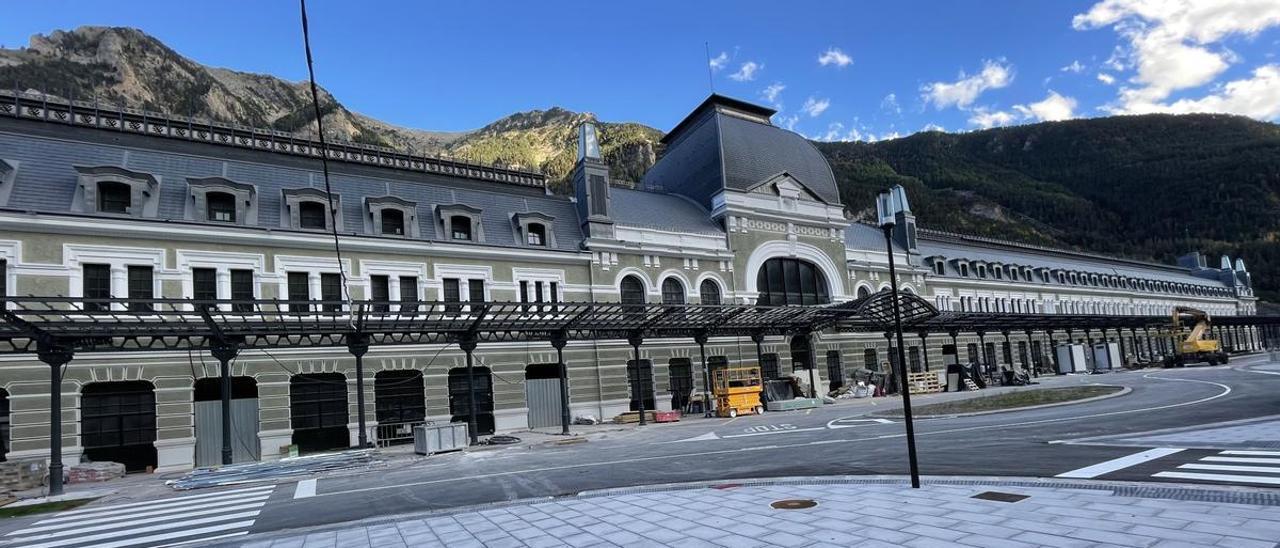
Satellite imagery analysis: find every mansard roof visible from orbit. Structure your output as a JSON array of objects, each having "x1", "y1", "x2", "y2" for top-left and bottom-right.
[
  {"x1": 640, "y1": 94, "x2": 840, "y2": 208},
  {"x1": 0, "y1": 114, "x2": 582, "y2": 252},
  {"x1": 609, "y1": 187, "x2": 725, "y2": 236}
]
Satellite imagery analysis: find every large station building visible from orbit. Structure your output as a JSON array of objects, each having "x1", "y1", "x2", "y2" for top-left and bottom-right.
[{"x1": 0, "y1": 92, "x2": 1262, "y2": 472}]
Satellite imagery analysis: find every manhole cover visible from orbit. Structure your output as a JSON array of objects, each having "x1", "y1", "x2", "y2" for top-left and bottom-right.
[
  {"x1": 770, "y1": 499, "x2": 818, "y2": 510},
  {"x1": 972, "y1": 491, "x2": 1029, "y2": 503}
]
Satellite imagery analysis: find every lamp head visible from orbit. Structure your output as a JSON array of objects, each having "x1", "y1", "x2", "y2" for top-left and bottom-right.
[{"x1": 876, "y1": 190, "x2": 896, "y2": 228}]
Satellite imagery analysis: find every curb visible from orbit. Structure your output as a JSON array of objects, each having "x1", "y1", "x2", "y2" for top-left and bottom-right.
[{"x1": 875, "y1": 384, "x2": 1131, "y2": 419}]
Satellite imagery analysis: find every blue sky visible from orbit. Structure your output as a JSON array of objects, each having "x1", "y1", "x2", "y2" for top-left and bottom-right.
[{"x1": 2, "y1": 1, "x2": 1278, "y2": 140}]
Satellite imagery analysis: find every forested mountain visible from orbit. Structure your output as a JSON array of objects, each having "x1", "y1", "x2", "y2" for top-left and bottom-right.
[
  {"x1": 3, "y1": 26, "x2": 1276, "y2": 300},
  {"x1": 817, "y1": 114, "x2": 1280, "y2": 300}
]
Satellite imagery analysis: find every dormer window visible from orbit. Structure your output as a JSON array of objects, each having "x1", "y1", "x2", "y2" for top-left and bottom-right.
[
  {"x1": 299, "y1": 202, "x2": 327, "y2": 230},
  {"x1": 381, "y1": 209, "x2": 405, "y2": 236},
  {"x1": 206, "y1": 192, "x2": 237, "y2": 223},
  {"x1": 932, "y1": 260, "x2": 945, "y2": 276},
  {"x1": 451, "y1": 216, "x2": 472, "y2": 240},
  {"x1": 437, "y1": 204, "x2": 484, "y2": 244},
  {"x1": 959, "y1": 263, "x2": 970, "y2": 277},
  {"x1": 74, "y1": 165, "x2": 160, "y2": 218},
  {"x1": 97, "y1": 181, "x2": 132, "y2": 214},
  {"x1": 526, "y1": 223, "x2": 546, "y2": 246},
  {"x1": 992, "y1": 266, "x2": 1002, "y2": 280},
  {"x1": 977, "y1": 265, "x2": 987, "y2": 278}
]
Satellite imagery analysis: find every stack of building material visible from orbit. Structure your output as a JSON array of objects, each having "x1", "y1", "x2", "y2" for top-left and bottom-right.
[
  {"x1": 612, "y1": 411, "x2": 656, "y2": 424},
  {"x1": 166, "y1": 449, "x2": 378, "y2": 490},
  {"x1": 0, "y1": 459, "x2": 48, "y2": 491},
  {"x1": 765, "y1": 398, "x2": 822, "y2": 412},
  {"x1": 66, "y1": 462, "x2": 125, "y2": 484}
]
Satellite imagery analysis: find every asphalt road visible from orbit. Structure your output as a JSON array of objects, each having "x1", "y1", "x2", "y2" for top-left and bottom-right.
[{"x1": 246, "y1": 353, "x2": 1280, "y2": 536}]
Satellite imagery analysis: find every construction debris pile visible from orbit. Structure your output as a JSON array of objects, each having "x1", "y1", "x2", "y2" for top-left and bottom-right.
[{"x1": 166, "y1": 449, "x2": 380, "y2": 490}]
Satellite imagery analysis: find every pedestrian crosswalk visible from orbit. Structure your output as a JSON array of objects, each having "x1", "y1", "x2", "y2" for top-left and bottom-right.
[
  {"x1": 3, "y1": 484, "x2": 276, "y2": 548},
  {"x1": 1154, "y1": 449, "x2": 1280, "y2": 486}
]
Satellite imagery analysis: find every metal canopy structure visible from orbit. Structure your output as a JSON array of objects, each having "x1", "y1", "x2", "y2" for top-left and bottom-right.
[
  {"x1": 836, "y1": 309, "x2": 1280, "y2": 335},
  {"x1": 0, "y1": 297, "x2": 868, "y2": 354}
]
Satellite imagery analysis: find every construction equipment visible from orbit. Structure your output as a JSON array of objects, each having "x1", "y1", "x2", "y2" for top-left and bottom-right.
[
  {"x1": 712, "y1": 366, "x2": 765, "y2": 418},
  {"x1": 1163, "y1": 306, "x2": 1229, "y2": 368}
]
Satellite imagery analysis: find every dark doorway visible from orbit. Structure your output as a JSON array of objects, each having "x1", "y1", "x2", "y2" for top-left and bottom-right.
[
  {"x1": 81, "y1": 381, "x2": 157, "y2": 472},
  {"x1": 826, "y1": 351, "x2": 844, "y2": 390},
  {"x1": 524, "y1": 364, "x2": 563, "y2": 429},
  {"x1": 668, "y1": 358, "x2": 693, "y2": 411},
  {"x1": 0, "y1": 388, "x2": 9, "y2": 462},
  {"x1": 789, "y1": 335, "x2": 812, "y2": 373},
  {"x1": 448, "y1": 367, "x2": 495, "y2": 435},
  {"x1": 626, "y1": 359, "x2": 656, "y2": 411},
  {"x1": 760, "y1": 353, "x2": 780, "y2": 379},
  {"x1": 290, "y1": 374, "x2": 349, "y2": 453},
  {"x1": 375, "y1": 371, "x2": 425, "y2": 445}
]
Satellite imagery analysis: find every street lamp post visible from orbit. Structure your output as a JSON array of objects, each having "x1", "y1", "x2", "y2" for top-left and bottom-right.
[{"x1": 877, "y1": 187, "x2": 922, "y2": 489}]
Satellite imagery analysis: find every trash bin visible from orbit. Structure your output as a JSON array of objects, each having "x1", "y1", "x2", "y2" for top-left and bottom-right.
[{"x1": 414, "y1": 422, "x2": 469, "y2": 455}]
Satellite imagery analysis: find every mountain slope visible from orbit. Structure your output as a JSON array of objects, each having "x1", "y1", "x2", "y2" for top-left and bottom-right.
[{"x1": 817, "y1": 114, "x2": 1280, "y2": 300}]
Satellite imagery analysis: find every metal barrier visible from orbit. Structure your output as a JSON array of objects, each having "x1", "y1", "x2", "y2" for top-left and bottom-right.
[{"x1": 375, "y1": 420, "x2": 430, "y2": 447}]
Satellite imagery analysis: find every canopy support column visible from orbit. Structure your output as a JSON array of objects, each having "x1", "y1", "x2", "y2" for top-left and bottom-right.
[
  {"x1": 628, "y1": 334, "x2": 647, "y2": 426},
  {"x1": 552, "y1": 332, "x2": 570, "y2": 436},
  {"x1": 210, "y1": 341, "x2": 240, "y2": 465},
  {"x1": 698, "y1": 332, "x2": 713, "y2": 418},
  {"x1": 347, "y1": 332, "x2": 371, "y2": 448},
  {"x1": 459, "y1": 333, "x2": 480, "y2": 445},
  {"x1": 37, "y1": 341, "x2": 72, "y2": 496}
]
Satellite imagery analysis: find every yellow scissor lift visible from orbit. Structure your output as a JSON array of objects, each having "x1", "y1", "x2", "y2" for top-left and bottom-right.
[{"x1": 712, "y1": 366, "x2": 765, "y2": 418}]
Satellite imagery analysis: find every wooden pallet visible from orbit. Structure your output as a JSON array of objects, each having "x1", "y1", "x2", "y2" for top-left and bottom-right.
[
  {"x1": 907, "y1": 372, "x2": 942, "y2": 394},
  {"x1": 963, "y1": 378, "x2": 981, "y2": 391},
  {"x1": 612, "y1": 411, "x2": 657, "y2": 424}
]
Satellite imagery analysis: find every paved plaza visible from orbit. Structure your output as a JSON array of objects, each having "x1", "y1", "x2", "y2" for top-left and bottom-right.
[{"x1": 233, "y1": 478, "x2": 1280, "y2": 548}]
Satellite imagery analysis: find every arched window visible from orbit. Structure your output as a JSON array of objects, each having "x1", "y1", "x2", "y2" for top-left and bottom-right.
[
  {"x1": 380, "y1": 209, "x2": 405, "y2": 236},
  {"x1": 756, "y1": 258, "x2": 830, "y2": 306},
  {"x1": 299, "y1": 201, "x2": 327, "y2": 230},
  {"x1": 526, "y1": 223, "x2": 546, "y2": 246},
  {"x1": 661, "y1": 278, "x2": 685, "y2": 305},
  {"x1": 206, "y1": 191, "x2": 236, "y2": 222},
  {"x1": 620, "y1": 275, "x2": 646, "y2": 306},
  {"x1": 857, "y1": 286, "x2": 872, "y2": 299},
  {"x1": 97, "y1": 181, "x2": 132, "y2": 214},
  {"x1": 699, "y1": 279, "x2": 721, "y2": 305}
]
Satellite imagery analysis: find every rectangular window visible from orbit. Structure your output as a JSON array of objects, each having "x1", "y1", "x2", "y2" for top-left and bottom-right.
[
  {"x1": 519, "y1": 280, "x2": 530, "y2": 313},
  {"x1": 370, "y1": 275, "x2": 390, "y2": 313},
  {"x1": 469, "y1": 279, "x2": 485, "y2": 304},
  {"x1": 192, "y1": 268, "x2": 218, "y2": 303},
  {"x1": 127, "y1": 265, "x2": 153, "y2": 312},
  {"x1": 320, "y1": 273, "x2": 342, "y2": 312},
  {"x1": 443, "y1": 278, "x2": 461, "y2": 315},
  {"x1": 0, "y1": 258, "x2": 6, "y2": 307},
  {"x1": 534, "y1": 281, "x2": 544, "y2": 313},
  {"x1": 230, "y1": 269, "x2": 254, "y2": 312},
  {"x1": 288, "y1": 272, "x2": 311, "y2": 313},
  {"x1": 450, "y1": 216, "x2": 472, "y2": 241},
  {"x1": 399, "y1": 276, "x2": 418, "y2": 315},
  {"x1": 549, "y1": 281, "x2": 559, "y2": 313},
  {"x1": 83, "y1": 264, "x2": 112, "y2": 312},
  {"x1": 908, "y1": 346, "x2": 922, "y2": 372}
]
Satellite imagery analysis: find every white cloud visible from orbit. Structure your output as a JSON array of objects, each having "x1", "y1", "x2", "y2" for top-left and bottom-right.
[
  {"x1": 729, "y1": 61, "x2": 762, "y2": 81},
  {"x1": 818, "y1": 47, "x2": 853, "y2": 68},
  {"x1": 880, "y1": 93, "x2": 902, "y2": 116},
  {"x1": 1073, "y1": 0, "x2": 1280, "y2": 118},
  {"x1": 780, "y1": 115, "x2": 800, "y2": 131},
  {"x1": 1096, "y1": 72, "x2": 1116, "y2": 85},
  {"x1": 1143, "y1": 64, "x2": 1280, "y2": 119},
  {"x1": 920, "y1": 123, "x2": 946, "y2": 133},
  {"x1": 922, "y1": 60, "x2": 1014, "y2": 109},
  {"x1": 820, "y1": 122, "x2": 845, "y2": 141},
  {"x1": 709, "y1": 51, "x2": 728, "y2": 71},
  {"x1": 800, "y1": 97, "x2": 831, "y2": 117},
  {"x1": 1014, "y1": 90, "x2": 1078, "y2": 121},
  {"x1": 1061, "y1": 60, "x2": 1086, "y2": 73},
  {"x1": 968, "y1": 108, "x2": 1018, "y2": 129},
  {"x1": 761, "y1": 82, "x2": 786, "y2": 103}
]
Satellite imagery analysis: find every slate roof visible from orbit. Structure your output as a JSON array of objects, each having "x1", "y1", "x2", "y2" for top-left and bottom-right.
[
  {"x1": 641, "y1": 95, "x2": 840, "y2": 208},
  {"x1": 844, "y1": 222, "x2": 904, "y2": 254},
  {"x1": 916, "y1": 234, "x2": 1229, "y2": 288},
  {"x1": 0, "y1": 117, "x2": 583, "y2": 252},
  {"x1": 609, "y1": 187, "x2": 725, "y2": 236}
]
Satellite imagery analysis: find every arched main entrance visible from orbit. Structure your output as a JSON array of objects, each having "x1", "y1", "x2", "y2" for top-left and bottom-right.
[
  {"x1": 757, "y1": 258, "x2": 831, "y2": 306},
  {"x1": 194, "y1": 377, "x2": 259, "y2": 466},
  {"x1": 82, "y1": 381, "x2": 157, "y2": 471},
  {"x1": 290, "y1": 373, "x2": 349, "y2": 453}
]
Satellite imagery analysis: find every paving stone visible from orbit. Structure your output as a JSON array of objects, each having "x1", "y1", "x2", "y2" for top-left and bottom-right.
[
  {"x1": 955, "y1": 533, "x2": 1038, "y2": 548},
  {"x1": 757, "y1": 531, "x2": 811, "y2": 547},
  {"x1": 1065, "y1": 527, "x2": 1160, "y2": 547},
  {"x1": 1009, "y1": 531, "x2": 1093, "y2": 548},
  {"x1": 902, "y1": 524, "x2": 969, "y2": 541}
]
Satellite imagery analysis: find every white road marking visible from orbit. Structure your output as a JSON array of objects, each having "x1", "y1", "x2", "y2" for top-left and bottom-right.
[
  {"x1": 153, "y1": 531, "x2": 249, "y2": 547},
  {"x1": 1179, "y1": 463, "x2": 1280, "y2": 474},
  {"x1": 11, "y1": 499, "x2": 269, "y2": 535},
  {"x1": 1154, "y1": 471, "x2": 1280, "y2": 486},
  {"x1": 669, "y1": 432, "x2": 720, "y2": 443},
  {"x1": 826, "y1": 417, "x2": 893, "y2": 429},
  {"x1": 1055, "y1": 448, "x2": 1184, "y2": 479},
  {"x1": 1222, "y1": 450, "x2": 1280, "y2": 456},
  {"x1": 44, "y1": 520, "x2": 258, "y2": 548},
  {"x1": 294, "y1": 478, "x2": 318, "y2": 499},
  {"x1": 36, "y1": 490, "x2": 273, "y2": 523},
  {"x1": 1202, "y1": 456, "x2": 1280, "y2": 465},
  {"x1": 8, "y1": 510, "x2": 261, "y2": 545},
  {"x1": 721, "y1": 426, "x2": 825, "y2": 439}
]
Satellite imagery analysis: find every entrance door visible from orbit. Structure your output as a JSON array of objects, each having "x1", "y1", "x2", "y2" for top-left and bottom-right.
[
  {"x1": 668, "y1": 358, "x2": 693, "y2": 411},
  {"x1": 290, "y1": 373, "x2": 349, "y2": 453},
  {"x1": 524, "y1": 364, "x2": 562, "y2": 429},
  {"x1": 449, "y1": 367, "x2": 495, "y2": 435},
  {"x1": 81, "y1": 381, "x2": 157, "y2": 471},
  {"x1": 375, "y1": 371, "x2": 425, "y2": 445},
  {"x1": 194, "y1": 377, "x2": 260, "y2": 467},
  {"x1": 826, "y1": 351, "x2": 844, "y2": 390},
  {"x1": 626, "y1": 359, "x2": 655, "y2": 411},
  {"x1": 760, "y1": 353, "x2": 780, "y2": 379},
  {"x1": 789, "y1": 336, "x2": 812, "y2": 373}
]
